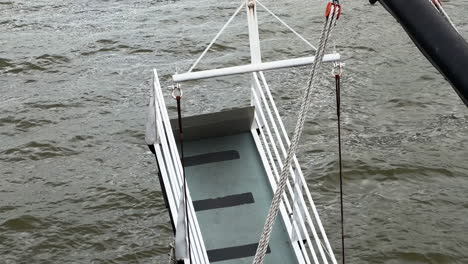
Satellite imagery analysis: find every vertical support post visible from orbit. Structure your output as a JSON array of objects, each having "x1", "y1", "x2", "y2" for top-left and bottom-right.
[
  {"x1": 246, "y1": 0, "x2": 262, "y2": 64},
  {"x1": 247, "y1": 0, "x2": 262, "y2": 113}
]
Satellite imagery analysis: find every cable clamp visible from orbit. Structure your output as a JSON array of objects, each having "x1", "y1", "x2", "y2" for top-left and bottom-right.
[
  {"x1": 325, "y1": 2, "x2": 335, "y2": 18},
  {"x1": 335, "y1": 3, "x2": 342, "y2": 19},
  {"x1": 326, "y1": 2, "x2": 342, "y2": 19}
]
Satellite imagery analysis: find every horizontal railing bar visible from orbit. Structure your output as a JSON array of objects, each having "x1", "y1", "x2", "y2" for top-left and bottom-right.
[
  {"x1": 256, "y1": 71, "x2": 337, "y2": 263},
  {"x1": 253, "y1": 75, "x2": 319, "y2": 263},
  {"x1": 251, "y1": 78, "x2": 321, "y2": 263},
  {"x1": 172, "y1": 53, "x2": 340, "y2": 82},
  {"x1": 153, "y1": 69, "x2": 210, "y2": 263},
  {"x1": 250, "y1": 129, "x2": 308, "y2": 264},
  {"x1": 252, "y1": 98, "x2": 316, "y2": 264}
]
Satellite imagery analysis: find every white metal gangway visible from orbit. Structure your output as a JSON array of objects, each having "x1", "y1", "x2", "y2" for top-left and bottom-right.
[{"x1": 147, "y1": 1, "x2": 342, "y2": 263}]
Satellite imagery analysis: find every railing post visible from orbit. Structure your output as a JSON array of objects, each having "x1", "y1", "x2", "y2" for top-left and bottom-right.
[
  {"x1": 246, "y1": 0, "x2": 261, "y2": 64},
  {"x1": 247, "y1": 0, "x2": 262, "y2": 110}
]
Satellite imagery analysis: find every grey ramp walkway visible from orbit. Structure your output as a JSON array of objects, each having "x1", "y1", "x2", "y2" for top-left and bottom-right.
[{"x1": 184, "y1": 132, "x2": 298, "y2": 264}]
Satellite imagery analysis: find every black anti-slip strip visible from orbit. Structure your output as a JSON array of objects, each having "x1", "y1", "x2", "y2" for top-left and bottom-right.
[
  {"x1": 183, "y1": 150, "x2": 240, "y2": 167},
  {"x1": 193, "y1": 192, "x2": 254, "y2": 212},
  {"x1": 207, "y1": 243, "x2": 271, "y2": 262}
]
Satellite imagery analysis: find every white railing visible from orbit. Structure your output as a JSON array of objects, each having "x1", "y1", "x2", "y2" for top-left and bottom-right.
[
  {"x1": 250, "y1": 71, "x2": 338, "y2": 264},
  {"x1": 173, "y1": 54, "x2": 340, "y2": 83},
  {"x1": 151, "y1": 69, "x2": 210, "y2": 264}
]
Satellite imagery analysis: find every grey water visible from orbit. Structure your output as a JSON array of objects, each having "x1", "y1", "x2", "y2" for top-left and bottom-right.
[{"x1": 1, "y1": 0, "x2": 467, "y2": 263}]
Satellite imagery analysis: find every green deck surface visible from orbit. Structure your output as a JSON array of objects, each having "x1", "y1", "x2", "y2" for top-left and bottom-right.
[{"x1": 184, "y1": 132, "x2": 298, "y2": 264}]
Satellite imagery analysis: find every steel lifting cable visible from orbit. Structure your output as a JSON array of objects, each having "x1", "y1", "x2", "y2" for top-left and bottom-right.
[
  {"x1": 256, "y1": 0, "x2": 317, "y2": 51},
  {"x1": 188, "y1": 1, "x2": 246, "y2": 73},
  {"x1": 252, "y1": 3, "x2": 341, "y2": 264}
]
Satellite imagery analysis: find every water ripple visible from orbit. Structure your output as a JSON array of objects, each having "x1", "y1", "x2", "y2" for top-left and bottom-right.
[
  {"x1": 0, "y1": 0, "x2": 467, "y2": 263},
  {"x1": 0, "y1": 141, "x2": 79, "y2": 162}
]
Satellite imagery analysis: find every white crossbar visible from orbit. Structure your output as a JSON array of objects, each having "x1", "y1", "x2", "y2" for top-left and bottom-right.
[{"x1": 172, "y1": 53, "x2": 340, "y2": 82}]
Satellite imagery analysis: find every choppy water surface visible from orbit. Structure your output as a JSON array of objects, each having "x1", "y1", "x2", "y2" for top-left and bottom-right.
[{"x1": 1, "y1": 0, "x2": 467, "y2": 263}]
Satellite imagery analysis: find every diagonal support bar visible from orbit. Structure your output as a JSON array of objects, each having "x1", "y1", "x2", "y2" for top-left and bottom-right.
[
  {"x1": 188, "y1": 1, "x2": 245, "y2": 73},
  {"x1": 256, "y1": 0, "x2": 317, "y2": 51}
]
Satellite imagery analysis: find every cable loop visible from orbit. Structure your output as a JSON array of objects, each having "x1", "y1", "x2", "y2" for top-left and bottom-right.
[
  {"x1": 332, "y1": 62, "x2": 345, "y2": 77},
  {"x1": 171, "y1": 83, "x2": 183, "y2": 99}
]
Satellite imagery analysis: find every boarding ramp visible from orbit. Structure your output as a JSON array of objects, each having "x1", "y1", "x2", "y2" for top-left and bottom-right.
[{"x1": 148, "y1": 69, "x2": 337, "y2": 264}]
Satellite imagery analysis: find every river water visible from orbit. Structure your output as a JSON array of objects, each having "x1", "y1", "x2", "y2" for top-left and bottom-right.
[{"x1": 1, "y1": 0, "x2": 467, "y2": 263}]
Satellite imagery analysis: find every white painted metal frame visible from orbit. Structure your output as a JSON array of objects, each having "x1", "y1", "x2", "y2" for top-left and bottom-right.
[
  {"x1": 151, "y1": 70, "x2": 210, "y2": 264},
  {"x1": 172, "y1": 0, "x2": 340, "y2": 83},
  {"x1": 173, "y1": 54, "x2": 340, "y2": 83},
  {"x1": 153, "y1": 0, "x2": 340, "y2": 263},
  {"x1": 250, "y1": 71, "x2": 338, "y2": 264},
  {"x1": 243, "y1": 1, "x2": 337, "y2": 263}
]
